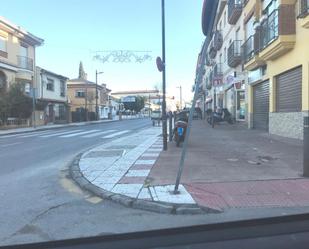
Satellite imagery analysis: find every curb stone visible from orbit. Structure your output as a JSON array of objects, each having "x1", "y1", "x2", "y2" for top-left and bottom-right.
[{"x1": 69, "y1": 152, "x2": 221, "y2": 215}]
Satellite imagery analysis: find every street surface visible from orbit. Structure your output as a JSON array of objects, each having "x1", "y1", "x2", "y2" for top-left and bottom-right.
[{"x1": 1, "y1": 118, "x2": 309, "y2": 246}]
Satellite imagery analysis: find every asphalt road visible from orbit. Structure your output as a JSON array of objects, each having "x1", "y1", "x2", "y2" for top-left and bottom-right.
[{"x1": 1, "y1": 118, "x2": 308, "y2": 247}]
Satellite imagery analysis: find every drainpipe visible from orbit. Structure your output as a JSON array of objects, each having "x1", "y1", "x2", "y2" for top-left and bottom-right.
[{"x1": 304, "y1": 113, "x2": 309, "y2": 177}]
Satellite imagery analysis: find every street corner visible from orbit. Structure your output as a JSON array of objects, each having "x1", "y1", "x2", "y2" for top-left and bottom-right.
[{"x1": 68, "y1": 129, "x2": 212, "y2": 214}]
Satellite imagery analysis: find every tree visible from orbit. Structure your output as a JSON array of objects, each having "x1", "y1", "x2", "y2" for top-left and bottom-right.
[
  {"x1": 7, "y1": 83, "x2": 32, "y2": 119},
  {"x1": 123, "y1": 96, "x2": 145, "y2": 113},
  {"x1": 0, "y1": 93, "x2": 8, "y2": 124}
]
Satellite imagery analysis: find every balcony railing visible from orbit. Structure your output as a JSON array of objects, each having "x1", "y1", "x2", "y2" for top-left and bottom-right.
[
  {"x1": 242, "y1": 35, "x2": 255, "y2": 63},
  {"x1": 259, "y1": 9, "x2": 279, "y2": 50},
  {"x1": 228, "y1": 0, "x2": 243, "y2": 24},
  {"x1": 228, "y1": 40, "x2": 242, "y2": 67},
  {"x1": 17, "y1": 56, "x2": 33, "y2": 71},
  {"x1": 300, "y1": 0, "x2": 309, "y2": 17},
  {"x1": 213, "y1": 63, "x2": 223, "y2": 77}
]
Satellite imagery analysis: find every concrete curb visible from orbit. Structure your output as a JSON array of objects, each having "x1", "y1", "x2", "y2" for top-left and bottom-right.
[
  {"x1": 69, "y1": 153, "x2": 222, "y2": 215},
  {"x1": 0, "y1": 117, "x2": 147, "y2": 137}
]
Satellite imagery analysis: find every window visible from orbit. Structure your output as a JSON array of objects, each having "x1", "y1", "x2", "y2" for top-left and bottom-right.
[
  {"x1": 60, "y1": 80, "x2": 65, "y2": 97},
  {"x1": 299, "y1": 0, "x2": 309, "y2": 17},
  {"x1": 46, "y1": 78, "x2": 54, "y2": 91},
  {"x1": 75, "y1": 90, "x2": 85, "y2": 98},
  {"x1": 0, "y1": 35, "x2": 7, "y2": 52}
]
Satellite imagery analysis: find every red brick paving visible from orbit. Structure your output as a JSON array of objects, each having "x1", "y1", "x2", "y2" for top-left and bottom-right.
[
  {"x1": 130, "y1": 164, "x2": 153, "y2": 170},
  {"x1": 185, "y1": 179, "x2": 309, "y2": 210}
]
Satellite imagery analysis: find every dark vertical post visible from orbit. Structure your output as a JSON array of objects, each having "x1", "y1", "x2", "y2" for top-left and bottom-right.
[
  {"x1": 169, "y1": 114, "x2": 172, "y2": 142},
  {"x1": 304, "y1": 115, "x2": 309, "y2": 176},
  {"x1": 95, "y1": 70, "x2": 98, "y2": 121},
  {"x1": 161, "y1": 0, "x2": 168, "y2": 151},
  {"x1": 32, "y1": 87, "x2": 36, "y2": 128}
]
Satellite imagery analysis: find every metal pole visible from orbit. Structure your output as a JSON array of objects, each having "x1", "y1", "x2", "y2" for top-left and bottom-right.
[
  {"x1": 161, "y1": 0, "x2": 168, "y2": 151},
  {"x1": 303, "y1": 115, "x2": 309, "y2": 176},
  {"x1": 95, "y1": 70, "x2": 98, "y2": 120},
  {"x1": 169, "y1": 114, "x2": 172, "y2": 142},
  {"x1": 174, "y1": 43, "x2": 207, "y2": 194},
  {"x1": 32, "y1": 87, "x2": 36, "y2": 128},
  {"x1": 149, "y1": 93, "x2": 151, "y2": 117},
  {"x1": 85, "y1": 81, "x2": 88, "y2": 122},
  {"x1": 180, "y1": 85, "x2": 182, "y2": 109}
]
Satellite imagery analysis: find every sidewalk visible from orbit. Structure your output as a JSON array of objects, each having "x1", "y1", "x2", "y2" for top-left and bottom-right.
[
  {"x1": 0, "y1": 115, "x2": 145, "y2": 136},
  {"x1": 71, "y1": 120, "x2": 309, "y2": 214},
  {"x1": 148, "y1": 120, "x2": 307, "y2": 211}
]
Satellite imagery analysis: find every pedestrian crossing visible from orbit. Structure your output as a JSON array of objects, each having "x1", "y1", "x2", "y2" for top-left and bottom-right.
[{"x1": 0, "y1": 129, "x2": 131, "y2": 140}]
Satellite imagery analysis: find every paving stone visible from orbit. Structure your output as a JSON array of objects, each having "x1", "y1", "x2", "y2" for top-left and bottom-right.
[
  {"x1": 111, "y1": 194, "x2": 133, "y2": 206},
  {"x1": 112, "y1": 184, "x2": 143, "y2": 198},
  {"x1": 126, "y1": 169, "x2": 150, "y2": 177},
  {"x1": 132, "y1": 200, "x2": 173, "y2": 213},
  {"x1": 135, "y1": 160, "x2": 155, "y2": 165},
  {"x1": 175, "y1": 206, "x2": 204, "y2": 215}
]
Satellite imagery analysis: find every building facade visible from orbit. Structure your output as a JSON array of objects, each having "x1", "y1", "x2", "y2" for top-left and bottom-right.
[
  {"x1": 67, "y1": 77, "x2": 111, "y2": 121},
  {"x1": 35, "y1": 67, "x2": 69, "y2": 124},
  {"x1": 201, "y1": 0, "x2": 309, "y2": 140},
  {"x1": 0, "y1": 16, "x2": 43, "y2": 96}
]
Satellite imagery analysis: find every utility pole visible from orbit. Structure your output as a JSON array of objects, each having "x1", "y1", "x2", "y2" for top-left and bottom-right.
[
  {"x1": 177, "y1": 85, "x2": 182, "y2": 109},
  {"x1": 161, "y1": 0, "x2": 167, "y2": 151},
  {"x1": 95, "y1": 70, "x2": 104, "y2": 121},
  {"x1": 85, "y1": 81, "x2": 88, "y2": 122},
  {"x1": 31, "y1": 76, "x2": 36, "y2": 128},
  {"x1": 95, "y1": 70, "x2": 98, "y2": 121}
]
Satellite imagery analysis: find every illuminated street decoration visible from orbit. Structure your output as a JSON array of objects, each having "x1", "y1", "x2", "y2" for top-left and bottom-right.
[{"x1": 93, "y1": 50, "x2": 152, "y2": 63}]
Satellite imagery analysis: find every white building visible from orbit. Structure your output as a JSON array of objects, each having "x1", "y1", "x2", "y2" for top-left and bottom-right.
[{"x1": 35, "y1": 67, "x2": 69, "y2": 124}]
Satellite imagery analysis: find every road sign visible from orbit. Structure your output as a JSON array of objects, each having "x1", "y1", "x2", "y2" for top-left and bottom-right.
[{"x1": 121, "y1": 96, "x2": 136, "y2": 103}]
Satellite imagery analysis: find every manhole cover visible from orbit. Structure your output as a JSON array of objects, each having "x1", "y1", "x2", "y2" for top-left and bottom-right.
[
  {"x1": 107, "y1": 145, "x2": 136, "y2": 150},
  {"x1": 84, "y1": 150, "x2": 124, "y2": 158}
]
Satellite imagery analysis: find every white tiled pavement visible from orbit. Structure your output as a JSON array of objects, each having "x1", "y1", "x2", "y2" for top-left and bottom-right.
[{"x1": 79, "y1": 126, "x2": 196, "y2": 205}]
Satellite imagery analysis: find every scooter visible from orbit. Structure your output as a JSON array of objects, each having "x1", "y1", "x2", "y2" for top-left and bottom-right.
[
  {"x1": 173, "y1": 111, "x2": 188, "y2": 147},
  {"x1": 207, "y1": 108, "x2": 234, "y2": 126}
]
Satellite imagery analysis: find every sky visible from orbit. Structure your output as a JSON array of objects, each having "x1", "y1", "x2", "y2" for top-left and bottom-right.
[{"x1": 1, "y1": 0, "x2": 205, "y2": 102}]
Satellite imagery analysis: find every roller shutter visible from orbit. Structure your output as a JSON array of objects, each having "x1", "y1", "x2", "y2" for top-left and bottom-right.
[{"x1": 253, "y1": 80, "x2": 269, "y2": 130}]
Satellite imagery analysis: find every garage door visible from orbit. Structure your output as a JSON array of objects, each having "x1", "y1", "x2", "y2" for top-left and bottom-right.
[
  {"x1": 253, "y1": 80, "x2": 269, "y2": 130},
  {"x1": 276, "y1": 66, "x2": 302, "y2": 112}
]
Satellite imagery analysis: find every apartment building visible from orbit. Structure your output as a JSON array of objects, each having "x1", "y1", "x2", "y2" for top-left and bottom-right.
[
  {"x1": 243, "y1": 0, "x2": 309, "y2": 139},
  {"x1": 0, "y1": 16, "x2": 43, "y2": 95},
  {"x1": 35, "y1": 67, "x2": 69, "y2": 124},
  {"x1": 67, "y1": 76, "x2": 111, "y2": 121},
  {"x1": 201, "y1": 0, "x2": 309, "y2": 140}
]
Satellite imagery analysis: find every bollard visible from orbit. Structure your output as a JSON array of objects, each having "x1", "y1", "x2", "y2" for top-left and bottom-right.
[
  {"x1": 303, "y1": 115, "x2": 309, "y2": 177},
  {"x1": 169, "y1": 114, "x2": 173, "y2": 142}
]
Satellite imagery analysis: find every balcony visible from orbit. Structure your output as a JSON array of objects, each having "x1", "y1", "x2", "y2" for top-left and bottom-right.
[
  {"x1": 228, "y1": 0, "x2": 243, "y2": 25},
  {"x1": 17, "y1": 56, "x2": 33, "y2": 71},
  {"x1": 228, "y1": 40, "x2": 242, "y2": 67},
  {"x1": 242, "y1": 35, "x2": 265, "y2": 71},
  {"x1": 213, "y1": 30, "x2": 223, "y2": 50},
  {"x1": 299, "y1": 0, "x2": 309, "y2": 28},
  {"x1": 258, "y1": 7, "x2": 296, "y2": 61}
]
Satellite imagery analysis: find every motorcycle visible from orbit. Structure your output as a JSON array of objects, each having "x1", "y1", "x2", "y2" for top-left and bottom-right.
[
  {"x1": 173, "y1": 111, "x2": 188, "y2": 147},
  {"x1": 207, "y1": 108, "x2": 234, "y2": 127}
]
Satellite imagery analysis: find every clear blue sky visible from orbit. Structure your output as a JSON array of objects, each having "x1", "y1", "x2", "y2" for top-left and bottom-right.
[{"x1": 1, "y1": 0, "x2": 205, "y2": 102}]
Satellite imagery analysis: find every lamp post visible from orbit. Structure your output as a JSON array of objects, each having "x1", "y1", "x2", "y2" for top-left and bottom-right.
[
  {"x1": 177, "y1": 85, "x2": 182, "y2": 110},
  {"x1": 161, "y1": 0, "x2": 167, "y2": 151},
  {"x1": 95, "y1": 70, "x2": 104, "y2": 121}
]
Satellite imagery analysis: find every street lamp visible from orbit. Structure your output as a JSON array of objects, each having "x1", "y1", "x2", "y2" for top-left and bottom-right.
[
  {"x1": 161, "y1": 0, "x2": 167, "y2": 151},
  {"x1": 95, "y1": 70, "x2": 104, "y2": 121},
  {"x1": 177, "y1": 85, "x2": 182, "y2": 110}
]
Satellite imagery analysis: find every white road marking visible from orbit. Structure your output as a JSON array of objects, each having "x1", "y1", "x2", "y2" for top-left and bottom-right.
[
  {"x1": 102, "y1": 130, "x2": 130, "y2": 139},
  {"x1": 0, "y1": 142, "x2": 23, "y2": 147},
  {"x1": 60, "y1": 129, "x2": 100, "y2": 138},
  {"x1": 19, "y1": 130, "x2": 62, "y2": 138},
  {"x1": 39, "y1": 129, "x2": 83, "y2": 137},
  {"x1": 81, "y1": 130, "x2": 116, "y2": 138}
]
